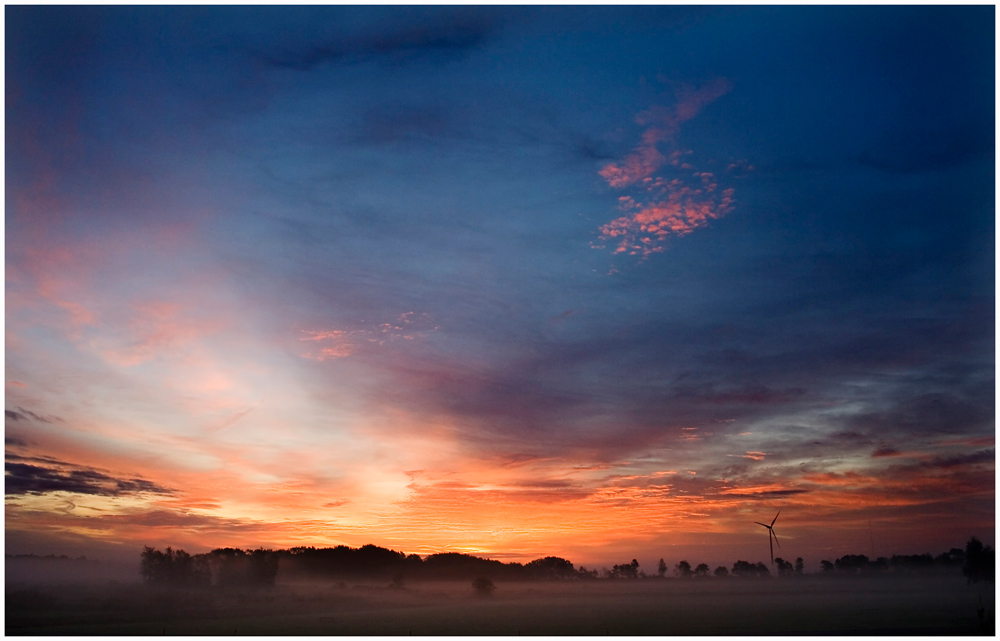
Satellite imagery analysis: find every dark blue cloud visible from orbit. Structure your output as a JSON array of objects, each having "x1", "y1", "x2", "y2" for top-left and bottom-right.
[
  {"x1": 252, "y1": 10, "x2": 501, "y2": 71},
  {"x1": 4, "y1": 456, "x2": 173, "y2": 497}
]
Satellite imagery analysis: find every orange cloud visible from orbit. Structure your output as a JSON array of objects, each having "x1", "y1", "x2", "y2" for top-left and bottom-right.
[
  {"x1": 300, "y1": 312, "x2": 438, "y2": 361},
  {"x1": 301, "y1": 329, "x2": 356, "y2": 360}
]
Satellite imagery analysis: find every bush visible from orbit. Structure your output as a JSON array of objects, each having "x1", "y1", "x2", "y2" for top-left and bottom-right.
[{"x1": 472, "y1": 576, "x2": 496, "y2": 596}]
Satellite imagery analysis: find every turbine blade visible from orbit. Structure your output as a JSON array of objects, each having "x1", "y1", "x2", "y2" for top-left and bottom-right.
[
  {"x1": 772, "y1": 529, "x2": 780, "y2": 548},
  {"x1": 771, "y1": 510, "x2": 780, "y2": 527},
  {"x1": 754, "y1": 522, "x2": 769, "y2": 527}
]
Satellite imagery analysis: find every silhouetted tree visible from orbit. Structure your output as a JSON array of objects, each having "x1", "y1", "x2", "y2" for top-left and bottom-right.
[
  {"x1": 610, "y1": 559, "x2": 640, "y2": 579},
  {"x1": 674, "y1": 560, "x2": 692, "y2": 578},
  {"x1": 694, "y1": 563, "x2": 710, "y2": 578},
  {"x1": 964, "y1": 537, "x2": 995, "y2": 585},
  {"x1": 140, "y1": 547, "x2": 209, "y2": 587},
  {"x1": 657, "y1": 558, "x2": 667, "y2": 577},
  {"x1": 472, "y1": 576, "x2": 495, "y2": 596},
  {"x1": 820, "y1": 560, "x2": 834, "y2": 573},
  {"x1": 714, "y1": 566, "x2": 729, "y2": 578},
  {"x1": 889, "y1": 553, "x2": 936, "y2": 575},
  {"x1": 774, "y1": 557, "x2": 794, "y2": 577},
  {"x1": 525, "y1": 556, "x2": 576, "y2": 580},
  {"x1": 940, "y1": 547, "x2": 966, "y2": 566},
  {"x1": 794, "y1": 557, "x2": 804, "y2": 575},
  {"x1": 731, "y1": 560, "x2": 769, "y2": 578},
  {"x1": 247, "y1": 548, "x2": 279, "y2": 587},
  {"x1": 421, "y1": 551, "x2": 522, "y2": 580},
  {"x1": 209, "y1": 548, "x2": 248, "y2": 586},
  {"x1": 830, "y1": 554, "x2": 887, "y2": 575}
]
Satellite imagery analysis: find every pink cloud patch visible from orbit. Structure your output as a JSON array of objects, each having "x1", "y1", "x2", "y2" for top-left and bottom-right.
[
  {"x1": 596, "y1": 78, "x2": 737, "y2": 259},
  {"x1": 300, "y1": 312, "x2": 438, "y2": 361},
  {"x1": 598, "y1": 186, "x2": 735, "y2": 257}
]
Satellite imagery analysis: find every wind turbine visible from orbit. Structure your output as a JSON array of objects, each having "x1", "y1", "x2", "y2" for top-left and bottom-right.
[{"x1": 755, "y1": 511, "x2": 781, "y2": 565}]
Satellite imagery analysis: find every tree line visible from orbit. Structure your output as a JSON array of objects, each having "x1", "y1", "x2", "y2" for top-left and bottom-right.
[
  {"x1": 139, "y1": 536, "x2": 994, "y2": 588},
  {"x1": 139, "y1": 544, "x2": 583, "y2": 587}
]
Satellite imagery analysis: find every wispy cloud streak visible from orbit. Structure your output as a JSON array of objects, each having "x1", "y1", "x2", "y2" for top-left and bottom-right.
[{"x1": 596, "y1": 78, "x2": 738, "y2": 257}]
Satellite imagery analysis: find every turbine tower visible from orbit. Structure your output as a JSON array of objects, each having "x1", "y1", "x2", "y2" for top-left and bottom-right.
[{"x1": 755, "y1": 511, "x2": 781, "y2": 565}]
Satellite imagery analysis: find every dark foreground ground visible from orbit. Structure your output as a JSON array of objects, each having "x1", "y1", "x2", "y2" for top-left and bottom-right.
[{"x1": 6, "y1": 574, "x2": 995, "y2": 635}]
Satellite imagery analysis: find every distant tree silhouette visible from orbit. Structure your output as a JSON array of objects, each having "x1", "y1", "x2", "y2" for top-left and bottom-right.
[
  {"x1": 140, "y1": 547, "x2": 209, "y2": 587},
  {"x1": 731, "y1": 560, "x2": 769, "y2": 578},
  {"x1": 964, "y1": 537, "x2": 995, "y2": 585},
  {"x1": 815, "y1": 554, "x2": 894, "y2": 576},
  {"x1": 247, "y1": 548, "x2": 279, "y2": 586},
  {"x1": 610, "y1": 559, "x2": 640, "y2": 579},
  {"x1": 204, "y1": 548, "x2": 278, "y2": 587},
  {"x1": 524, "y1": 556, "x2": 575, "y2": 580},
  {"x1": 426, "y1": 551, "x2": 539, "y2": 580},
  {"x1": 472, "y1": 576, "x2": 495, "y2": 596},
  {"x1": 208, "y1": 548, "x2": 248, "y2": 586},
  {"x1": 834, "y1": 554, "x2": 869, "y2": 574},
  {"x1": 935, "y1": 548, "x2": 965, "y2": 568},
  {"x1": 889, "y1": 553, "x2": 945, "y2": 576},
  {"x1": 830, "y1": 554, "x2": 887, "y2": 575},
  {"x1": 138, "y1": 539, "x2": 981, "y2": 589}
]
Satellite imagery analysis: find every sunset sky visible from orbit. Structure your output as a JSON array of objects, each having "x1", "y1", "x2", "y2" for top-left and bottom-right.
[{"x1": 5, "y1": 6, "x2": 995, "y2": 571}]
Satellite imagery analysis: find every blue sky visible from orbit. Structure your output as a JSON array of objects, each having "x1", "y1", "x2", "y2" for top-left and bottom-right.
[{"x1": 5, "y1": 6, "x2": 994, "y2": 568}]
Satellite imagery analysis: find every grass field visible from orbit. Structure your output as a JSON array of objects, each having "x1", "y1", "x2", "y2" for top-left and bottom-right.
[{"x1": 6, "y1": 574, "x2": 994, "y2": 635}]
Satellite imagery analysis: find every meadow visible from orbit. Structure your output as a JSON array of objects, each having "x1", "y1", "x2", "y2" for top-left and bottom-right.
[{"x1": 6, "y1": 573, "x2": 993, "y2": 635}]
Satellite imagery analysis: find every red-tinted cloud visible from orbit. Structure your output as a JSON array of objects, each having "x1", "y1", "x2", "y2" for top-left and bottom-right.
[
  {"x1": 598, "y1": 78, "x2": 731, "y2": 189},
  {"x1": 596, "y1": 78, "x2": 736, "y2": 258}
]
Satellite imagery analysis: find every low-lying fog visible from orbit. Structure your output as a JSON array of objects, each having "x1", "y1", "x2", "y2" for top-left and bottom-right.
[{"x1": 6, "y1": 557, "x2": 995, "y2": 635}]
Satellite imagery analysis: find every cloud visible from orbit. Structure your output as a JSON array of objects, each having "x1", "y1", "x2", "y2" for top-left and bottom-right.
[
  {"x1": 300, "y1": 312, "x2": 438, "y2": 361},
  {"x1": 5, "y1": 406, "x2": 53, "y2": 423},
  {"x1": 670, "y1": 78, "x2": 732, "y2": 123},
  {"x1": 4, "y1": 456, "x2": 173, "y2": 497},
  {"x1": 922, "y1": 449, "x2": 994, "y2": 469},
  {"x1": 595, "y1": 78, "x2": 735, "y2": 258},
  {"x1": 93, "y1": 301, "x2": 226, "y2": 368},
  {"x1": 300, "y1": 329, "x2": 357, "y2": 360},
  {"x1": 598, "y1": 78, "x2": 731, "y2": 189},
  {"x1": 256, "y1": 14, "x2": 498, "y2": 71}
]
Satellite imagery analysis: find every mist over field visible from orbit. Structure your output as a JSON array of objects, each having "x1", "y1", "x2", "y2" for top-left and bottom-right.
[
  {"x1": 5, "y1": 572, "x2": 993, "y2": 635},
  {"x1": 6, "y1": 555, "x2": 137, "y2": 586},
  {"x1": 6, "y1": 542, "x2": 995, "y2": 635}
]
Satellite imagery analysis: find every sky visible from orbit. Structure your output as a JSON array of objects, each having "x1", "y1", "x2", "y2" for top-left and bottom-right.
[{"x1": 5, "y1": 5, "x2": 995, "y2": 571}]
